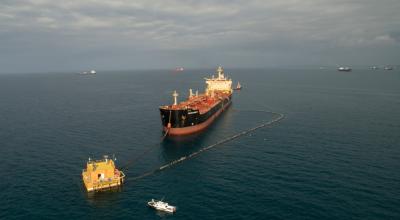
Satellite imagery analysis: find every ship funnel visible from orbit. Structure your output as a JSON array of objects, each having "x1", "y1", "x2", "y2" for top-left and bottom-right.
[{"x1": 172, "y1": 90, "x2": 179, "y2": 105}]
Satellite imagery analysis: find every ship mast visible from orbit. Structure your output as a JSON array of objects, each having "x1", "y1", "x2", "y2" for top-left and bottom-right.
[
  {"x1": 217, "y1": 66, "x2": 224, "y2": 79},
  {"x1": 189, "y1": 89, "x2": 193, "y2": 98},
  {"x1": 172, "y1": 90, "x2": 179, "y2": 105}
]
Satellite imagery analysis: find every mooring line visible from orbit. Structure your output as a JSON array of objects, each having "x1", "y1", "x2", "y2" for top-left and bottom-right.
[
  {"x1": 127, "y1": 110, "x2": 285, "y2": 182},
  {"x1": 121, "y1": 125, "x2": 170, "y2": 170},
  {"x1": 121, "y1": 129, "x2": 170, "y2": 170},
  {"x1": 161, "y1": 128, "x2": 169, "y2": 141},
  {"x1": 120, "y1": 145, "x2": 158, "y2": 171}
]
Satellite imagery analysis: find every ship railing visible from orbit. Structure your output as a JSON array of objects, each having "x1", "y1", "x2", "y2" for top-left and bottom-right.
[
  {"x1": 87, "y1": 158, "x2": 108, "y2": 164},
  {"x1": 91, "y1": 175, "x2": 125, "y2": 189},
  {"x1": 82, "y1": 169, "x2": 125, "y2": 180}
]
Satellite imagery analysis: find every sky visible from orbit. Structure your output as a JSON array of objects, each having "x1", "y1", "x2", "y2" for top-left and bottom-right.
[{"x1": 1, "y1": 0, "x2": 399, "y2": 73}]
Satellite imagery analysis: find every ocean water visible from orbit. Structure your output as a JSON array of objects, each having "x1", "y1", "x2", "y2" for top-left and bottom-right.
[{"x1": 0, "y1": 68, "x2": 399, "y2": 219}]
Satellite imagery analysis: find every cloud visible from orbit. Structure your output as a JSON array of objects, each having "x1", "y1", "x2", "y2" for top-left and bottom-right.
[{"x1": 0, "y1": 0, "x2": 399, "y2": 72}]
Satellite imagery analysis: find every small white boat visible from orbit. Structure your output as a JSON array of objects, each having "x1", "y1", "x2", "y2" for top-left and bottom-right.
[
  {"x1": 90, "y1": 70, "x2": 96, "y2": 74},
  {"x1": 147, "y1": 199, "x2": 177, "y2": 213},
  {"x1": 234, "y1": 81, "x2": 242, "y2": 90}
]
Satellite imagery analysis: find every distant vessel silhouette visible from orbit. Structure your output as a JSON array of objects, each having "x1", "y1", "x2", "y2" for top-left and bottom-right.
[
  {"x1": 384, "y1": 66, "x2": 393, "y2": 70},
  {"x1": 337, "y1": 67, "x2": 352, "y2": 72},
  {"x1": 80, "y1": 70, "x2": 96, "y2": 75},
  {"x1": 174, "y1": 67, "x2": 184, "y2": 72}
]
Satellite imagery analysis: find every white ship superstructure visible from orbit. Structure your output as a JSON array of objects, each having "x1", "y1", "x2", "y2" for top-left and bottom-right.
[{"x1": 205, "y1": 66, "x2": 232, "y2": 95}]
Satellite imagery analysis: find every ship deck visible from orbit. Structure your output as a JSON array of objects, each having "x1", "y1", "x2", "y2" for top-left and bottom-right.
[{"x1": 160, "y1": 92, "x2": 230, "y2": 114}]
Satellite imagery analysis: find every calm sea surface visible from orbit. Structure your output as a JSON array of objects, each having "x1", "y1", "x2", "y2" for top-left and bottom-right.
[{"x1": 0, "y1": 68, "x2": 399, "y2": 219}]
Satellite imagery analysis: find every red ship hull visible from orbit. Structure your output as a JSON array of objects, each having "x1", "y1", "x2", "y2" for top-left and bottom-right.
[{"x1": 163, "y1": 100, "x2": 231, "y2": 136}]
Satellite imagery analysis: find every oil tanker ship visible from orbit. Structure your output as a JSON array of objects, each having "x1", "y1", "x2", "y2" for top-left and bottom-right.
[{"x1": 159, "y1": 66, "x2": 233, "y2": 135}]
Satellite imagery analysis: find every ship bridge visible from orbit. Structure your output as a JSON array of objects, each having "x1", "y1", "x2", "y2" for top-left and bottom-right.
[{"x1": 205, "y1": 66, "x2": 232, "y2": 95}]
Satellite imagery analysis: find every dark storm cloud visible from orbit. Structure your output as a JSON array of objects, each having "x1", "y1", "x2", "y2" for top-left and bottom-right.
[{"x1": 0, "y1": 0, "x2": 399, "y2": 73}]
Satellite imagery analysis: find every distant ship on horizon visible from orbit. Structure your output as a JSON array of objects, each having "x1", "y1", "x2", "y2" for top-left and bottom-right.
[
  {"x1": 384, "y1": 66, "x2": 393, "y2": 70},
  {"x1": 337, "y1": 67, "x2": 352, "y2": 72},
  {"x1": 174, "y1": 67, "x2": 184, "y2": 72},
  {"x1": 80, "y1": 70, "x2": 96, "y2": 75}
]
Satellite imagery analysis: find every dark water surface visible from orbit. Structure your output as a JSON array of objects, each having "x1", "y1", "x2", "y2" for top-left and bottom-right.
[{"x1": 0, "y1": 68, "x2": 399, "y2": 219}]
